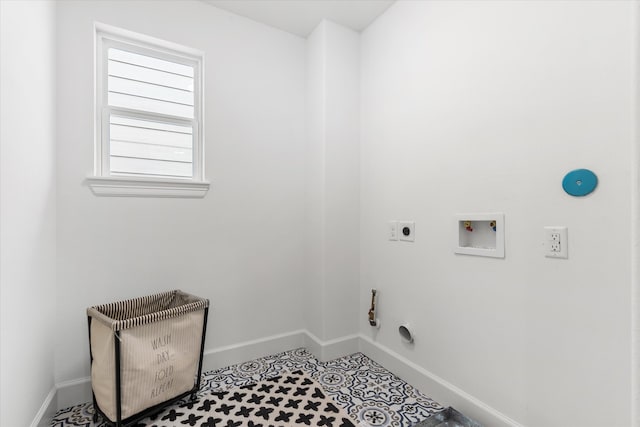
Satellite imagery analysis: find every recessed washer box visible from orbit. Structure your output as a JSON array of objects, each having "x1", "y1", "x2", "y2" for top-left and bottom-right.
[{"x1": 454, "y1": 213, "x2": 504, "y2": 258}]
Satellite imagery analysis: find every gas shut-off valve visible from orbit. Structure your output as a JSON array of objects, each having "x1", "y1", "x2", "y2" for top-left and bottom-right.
[{"x1": 368, "y1": 289, "x2": 380, "y2": 328}]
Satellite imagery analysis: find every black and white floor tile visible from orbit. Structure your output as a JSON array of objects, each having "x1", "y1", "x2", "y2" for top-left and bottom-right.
[{"x1": 51, "y1": 348, "x2": 444, "y2": 427}]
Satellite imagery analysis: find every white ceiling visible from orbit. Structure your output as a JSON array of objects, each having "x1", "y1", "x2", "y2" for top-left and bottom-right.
[{"x1": 202, "y1": 0, "x2": 395, "y2": 38}]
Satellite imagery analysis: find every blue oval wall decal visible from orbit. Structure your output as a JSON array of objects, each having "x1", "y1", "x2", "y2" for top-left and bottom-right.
[{"x1": 562, "y1": 169, "x2": 598, "y2": 197}]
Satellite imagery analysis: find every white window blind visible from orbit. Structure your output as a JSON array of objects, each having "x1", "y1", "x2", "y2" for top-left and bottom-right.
[
  {"x1": 108, "y1": 48, "x2": 195, "y2": 120},
  {"x1": 91, "y1": 24, "x2": 207, "y2": 197},
  {"x1": 109, "y1": 115, "x2": 193, "y2": 178}
]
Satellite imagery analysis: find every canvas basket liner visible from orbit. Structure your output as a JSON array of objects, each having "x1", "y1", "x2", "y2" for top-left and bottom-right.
[{"x1": 87, "y1": 290, "x2": 209, "y2": 423}]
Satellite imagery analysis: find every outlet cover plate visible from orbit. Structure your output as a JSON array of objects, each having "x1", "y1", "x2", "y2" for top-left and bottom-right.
[
  {"x1": 399, "y1": 221, "x2": 415, "y2": 242},
  {"x1": 388, "y1": 221, "x2": 398, "y2": 241},
  {"x1": 544, "y1": 226, "x2": 568, "y2": 259}
]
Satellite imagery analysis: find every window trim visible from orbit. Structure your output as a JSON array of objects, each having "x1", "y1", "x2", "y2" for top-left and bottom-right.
[{"x1": 88, "y1": 23, "x2": 209, "y2": 198}]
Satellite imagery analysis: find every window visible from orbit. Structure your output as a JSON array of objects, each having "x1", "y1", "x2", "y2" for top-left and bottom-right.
[{"x1": 88, "y1": 24, "x2": 208, "y2": 197}]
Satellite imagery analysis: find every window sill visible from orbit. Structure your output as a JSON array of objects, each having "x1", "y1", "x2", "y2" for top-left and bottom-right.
[{"x1": 86, "y1": 176, "x2": 210, "y2": 198}]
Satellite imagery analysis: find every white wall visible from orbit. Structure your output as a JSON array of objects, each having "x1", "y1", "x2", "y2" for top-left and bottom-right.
[
  {"x1": 634, "y1": 4, "x2": 640, "y2": 425},
  {"x1": 55, "y1": 0, "x2": 307, "y2": 384},
  {"x1": 305, "y1": 23, "x2": 326, "y2": 339},
  {"x1": 360, "y1": 1, "x2": 634, "y2": 426},
  {"x1": 0, "y1": 1, "x2": 57, "y2": 425},
  {"x1": 305, "y1": 21, "x2": 360, "y2": 345},
  {"x1": 322, "y1": 21, "x2": 360, "y2": 341}
]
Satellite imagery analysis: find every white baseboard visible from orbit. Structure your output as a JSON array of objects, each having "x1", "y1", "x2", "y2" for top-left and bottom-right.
[
  {"x1": 56, "y1": 376, "x2": 92, "y2": 412},
  {"x1": 303, "y1": 331, "x2": 360, "y2": 362},
  {"x1": 201, "y1": 330, "x2": 359, "y2": 372},
  {"x1": 358, "y1": 335, "x2": 524, "y2": 427},
  {"x1": 30, "y1": 386, "x2": 57, "y2": 427},
  {"x1": 51, "y1": 330, "x2": 522, "y2": 427},
  {"x1": 201, "y1": 330, "x2": 307, "y2": 372}
]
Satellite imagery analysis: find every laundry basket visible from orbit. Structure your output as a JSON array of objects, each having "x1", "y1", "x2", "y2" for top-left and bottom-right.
[{"x1": 87, "y1": 290, "x2": 209, "y2": 427}]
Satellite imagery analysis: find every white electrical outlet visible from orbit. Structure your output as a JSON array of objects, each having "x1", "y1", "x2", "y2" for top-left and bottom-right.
[
  {"x1": 399, "y1": 221, "x2": 415, "y2": 242},
  {"x1": 544, "y1": 226, "x2": 568, "y2": 259},
  {"x1": 388, "y1": 221, "x2": 398, "y2": 241}
]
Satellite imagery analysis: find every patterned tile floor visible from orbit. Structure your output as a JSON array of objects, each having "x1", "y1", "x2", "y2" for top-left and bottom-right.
[{"x1": 51, "y1": 348, "x2": 445, "y2": 427}]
